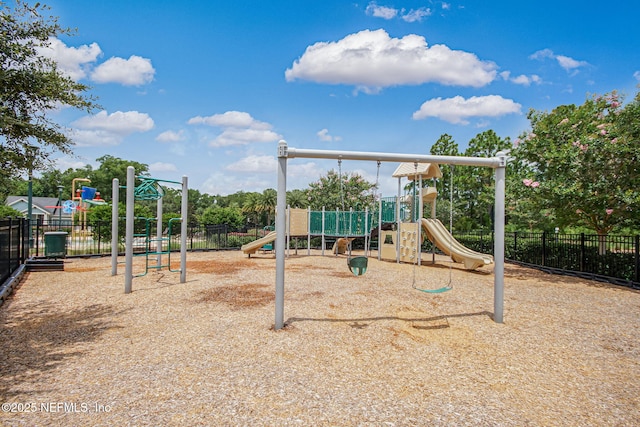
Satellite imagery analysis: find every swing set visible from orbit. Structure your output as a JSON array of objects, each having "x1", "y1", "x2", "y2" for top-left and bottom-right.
[
  {"x1": 336, "y1": 156, "x2": 457, "y2": 294},
  {"x1": 273, "y1": 140, "x2": 508, "y2": 330}
]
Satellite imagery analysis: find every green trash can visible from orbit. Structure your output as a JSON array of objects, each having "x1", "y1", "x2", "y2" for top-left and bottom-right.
[{"x1": 44, "y1": 231, "x2": 68, "y2": 258}]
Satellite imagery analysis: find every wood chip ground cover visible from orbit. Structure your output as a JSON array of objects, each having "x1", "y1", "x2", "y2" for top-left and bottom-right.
[{"x1": 0, "y1": 250, "x2": 638, "y2": 426}]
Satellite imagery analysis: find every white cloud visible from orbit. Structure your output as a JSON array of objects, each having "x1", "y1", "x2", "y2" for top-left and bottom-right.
[
  {"x1": 91, "y1": 55, "x2": 155, "y2": 85},
  {"x1": 634, "y1": 71, "x2": 640, "y2": 81},
  {"x1": 530, "y1": 49, "x2": 588, "y2": 72},
  {"x1": 317, "y1": 128, "x2": 342, "y2": 142},
  {"x1": 70, "y1": 110, "x2": 154, "y2": 146},
  {"x1": 35, "y1": 37, "x2": 102, "y2": 80},
  {"x1": 149, "y1": 162, "x2": 178, "y2": 173},
  {"x1": 365, "y1": 3, "x2": 398, "y2": 19},
  {"x1": 53, "y1": 157, "x2": 89, "y2": 171},
  {"x1": 555, "y1": 55, "x2": 588, "y2": 71},
  {"x1": 201, "y1": 159, "x2": 326, "y2": 195},
  {"x1": 365, "y1": 2, "x2": 432, "y2": 22},
  {"x1": 285, "y1": 29, "x2": 497, "y2": 91},
  {"x1": 402, "y1": 7, "x2": 432, "y2": 22},
  {"x1": 226, "y1": 155, "x2": 278, "y2": 173},
  {"x1": 213, "y1": 128, "x2": 281, "y2": 147},
  {"x1": 68, "y1": 129, "x2": 123, "y2": 147},
  {"x1": 412, "y1": 95, "x2": 522, "y2": 125},
  {"x1": 504, "y1": 72, "x2": 542, "y2": 86},
  {"x1": 288, "y1": 161, "x2": 324, "y2": 181},
  {"x1": 188, "y1": 111, "x2": 282, "y2": 147},
  {"x1": 189, "y1": 111, "x2": 266, "y2": 128},
  {"x1": 156, "y1": 130, "x2": 186, "y2": 142},
  {"x1": 73, "y1": 110, "x2": 154, "y2": 134}
]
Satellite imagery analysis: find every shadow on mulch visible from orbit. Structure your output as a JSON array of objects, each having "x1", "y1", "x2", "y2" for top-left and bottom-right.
[
  {"x1": 285, "y1": 310, "x2": 493, "y2": 330},
  {"x1": 197, "y1": 284, "x2": 274, "y2": 310},
  {"x1": 0, "y1": 302, "x2": 124, "y2": 399}
]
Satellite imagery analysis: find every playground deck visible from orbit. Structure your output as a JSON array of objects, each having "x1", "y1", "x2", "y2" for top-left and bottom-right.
[{"x1": 1, "y1": 251, "x2": 639, "y2": 426}]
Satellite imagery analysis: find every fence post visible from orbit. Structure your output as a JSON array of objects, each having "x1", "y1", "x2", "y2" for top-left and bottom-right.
[
  {"x1": 21, "y1": 218, "x2": 28, "y2": 263},
  {"x1": 635, "y1": 235, "x2": 639, "y2": 284},
  {"x1": 542, "y1": 231, "x2": 547, "y2": 266},
  {"x1": 9, "y1": 218, "x2": 14, "y2": 272},
  {"x1": 513, "y1": 231, "x2": 517, "y2": 261},
  {"x1": 96, "y1": 220, "x2": 101, "y2": 254},
  {"x1": 580, "y1": 233, "x2": 585, "y2": 272}
]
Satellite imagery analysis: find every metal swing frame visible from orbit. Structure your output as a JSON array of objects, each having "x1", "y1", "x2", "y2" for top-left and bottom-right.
[{"x1": 274, "y1": 140, "x2": 507, "y2": 330}]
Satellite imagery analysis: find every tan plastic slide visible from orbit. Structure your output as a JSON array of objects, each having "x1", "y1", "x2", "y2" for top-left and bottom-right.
[
  {"x1": 420, "y1": 218, "x2": 494, "y2": 270},
  {"x1": 241, "y1": 231, "x2": 277, "y2": 256}
]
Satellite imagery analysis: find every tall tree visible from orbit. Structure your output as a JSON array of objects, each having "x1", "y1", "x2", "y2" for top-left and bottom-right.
[
  {"x1": 286, "y1": 189, "x2": 307, "y2": 208},
  {"x1": 429, "y1": 133, "x2": 459, "y2": 202},
  {"x1": 258, "y1": 188, "x2": 277, "y2": 226},
  {"x1": 87, "y1": 155, "x2": 149, "y2": 202},
  {"x1": 0, "y1": 1, "x2": 98, "y2": 182},
  {"x1": 511, "y1": 90, "x2": 640, "y2": 237},
  {"x1": 305, "y1": 169, "x2": 376, "y2": 211},
  {"x1": 459, "y1": 130, "x2": 511, "y2": 230},
  {"x1": 241, "y1": 192, "x2": 261, "y2": 226}
]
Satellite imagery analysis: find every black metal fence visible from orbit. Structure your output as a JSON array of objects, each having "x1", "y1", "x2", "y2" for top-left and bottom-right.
[
  {"x1": 2, "y1": 218, "x2": 639, "y2": 289},
  {"x1": 0, "y1": 218, "x2": 29, "y2": 285},
  {"x1": 28, "y1": 220, "x2": 270, "y2": 257},
  {"x1": 456, "y1": 230, "x2": 640, "y2": 289}
]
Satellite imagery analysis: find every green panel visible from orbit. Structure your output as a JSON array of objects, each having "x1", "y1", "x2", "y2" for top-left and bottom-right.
[
  {"x1": 309, "y1": 211, "x2": 324, "y2": 235},
  {"x1": 380, "y1": 198, "x2": 397, "y2": 223}
]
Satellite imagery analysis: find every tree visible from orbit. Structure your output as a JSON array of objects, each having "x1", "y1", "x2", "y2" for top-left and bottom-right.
[
  {"x1": 460, "y1": 131, "x2": 512, "y2": 229},
  {"x1": 305, "y1": 169, "x2": 376, "y2": 211},
  {"x1": 86, "y1": 202, "x2": 153, "y2": 243},
  {"x1": 286, "y1": 189, "x2": 307, "y2": 208},
  {"x1": 428, "y1": 134, "x2": 459, "y2": 226},
  {"x1": 87, "y1": 155, "x2": 149, "y2": 202},
  {"x1": 258, "y1": 188, "x2": 277, "y2": 226},
  {"x1": 429, "y1": 134, "x2": 459, "y2": 198},
  {"x1": 0, "y1": 204, "x2": 22, "y2": 218},
  {"x1": 511, "y1": 90, "x2": 640, "y2": 239},
  {"x1": 199, "y1": 205, "x2": 244, "y2": 229},
  {"x1": 241, "y1": 192, "x2": 261, "y2": 227},
  {"x1": 1, "y1": 1, "x2": 98, "y2": 182}
]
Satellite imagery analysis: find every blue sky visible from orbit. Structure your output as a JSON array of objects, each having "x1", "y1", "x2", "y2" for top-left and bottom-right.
[{"x1": 39, "y1": 0, "x2": 640, "y2": 196}]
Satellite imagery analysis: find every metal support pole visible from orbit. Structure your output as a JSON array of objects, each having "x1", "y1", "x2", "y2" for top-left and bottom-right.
[
  {"x1": 111, "y1": 178, "x2": 119, "y2": 276},
  {"x1": 418, "y1": 174, "x2": 423, "y2": 266},
  {"x1": 180, "y1": 175, "x2": 188, "y2": 283},
  {"x1": 157, "y1": 197, "x2": 163, "y2": 269},
  {"x1": 321, "y1": 207, "x2": 326, "y2": 256},
  {"x1": 396, "y1": 182, "x2": 401, "y2": 263},
  {"x1": 493, "y1": 151, "x2": 507, "y2": 323},
  {"x1": 275, "y1": 141, "x2": 288, "y2": 330},
  {"x1": 377, "y1": 198, "x2": 382, "y2": 261},
  {"x1": 124, "y1": 166, "x2": 135, "y2": 293},
  {"x1": 307, "y1": 207, "x2": 311, "y2": 256},
  {"x1": 286, "y1": 206, "x2": 290, "y2": 258}
]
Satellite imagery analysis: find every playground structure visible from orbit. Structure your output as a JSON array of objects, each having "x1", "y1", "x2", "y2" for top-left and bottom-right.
[
  {"x1": 274, "y1": 140, "x2": 507, "y2": 330},
  {"x1": 110, "y1": 166, "x2": 189, "y2": 293},
  {"x1": 70, "y1": 178, "x2": 107, "y2": 240},
  {"x1": 242, "y1": 161, "x2": 494, "y2": 272},
  {"x1": 240, "y1": 206, "x2": 376, "y2": 257},
  {"x1": 378, "y1": 161, "x2": 494, "y2": 270}
]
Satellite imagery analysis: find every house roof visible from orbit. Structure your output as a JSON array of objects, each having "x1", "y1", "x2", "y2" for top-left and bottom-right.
[{"x1": 5, "y1": 196, "x2": 70, "y2": 215}]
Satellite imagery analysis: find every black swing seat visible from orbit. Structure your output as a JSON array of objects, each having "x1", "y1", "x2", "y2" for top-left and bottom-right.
[{"x1": 347, "y1": 256, "x2": 368, "y2": 276}]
